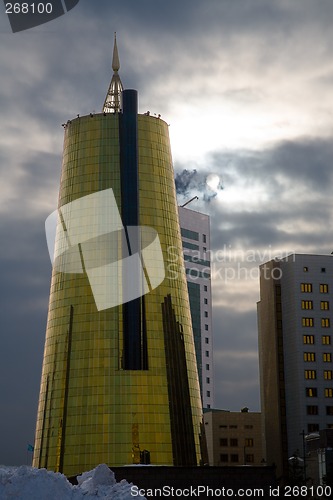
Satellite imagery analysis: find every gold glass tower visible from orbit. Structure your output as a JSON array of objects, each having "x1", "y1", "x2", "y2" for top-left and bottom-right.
[{"x1": 33, "y1": 38, "x2": 203, "y2": 476}]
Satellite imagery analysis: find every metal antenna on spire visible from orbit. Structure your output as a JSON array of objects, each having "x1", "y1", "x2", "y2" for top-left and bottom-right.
[{"x1": 103, "y1": 33, "x2": 124, "y2": 113}]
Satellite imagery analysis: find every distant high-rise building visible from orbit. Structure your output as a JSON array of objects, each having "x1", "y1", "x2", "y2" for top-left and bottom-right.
[
  {"x1": 178, "y1": 206, "x2": 214, "y2": 409},
  {"x1": 33, "y1": 36, "x2": 202, "y2": 476},
  {"x1": 258, "y1": 254, "x2": 333, "y2": 479}
]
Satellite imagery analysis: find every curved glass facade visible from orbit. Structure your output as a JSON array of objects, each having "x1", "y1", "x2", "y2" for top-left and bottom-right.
[{"x1": 33, "y1": 107, "x2": 202, "y2": 476}]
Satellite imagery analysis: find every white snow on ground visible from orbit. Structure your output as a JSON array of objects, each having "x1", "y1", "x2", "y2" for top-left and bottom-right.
[{"x1": 0, "y1": 463, "x2": 146, "y2": 499}]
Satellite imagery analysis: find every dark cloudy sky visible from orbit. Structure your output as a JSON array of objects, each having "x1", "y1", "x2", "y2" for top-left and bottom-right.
[{"x1": 2, "y1": 0, "x2": 333, "y2": 466}]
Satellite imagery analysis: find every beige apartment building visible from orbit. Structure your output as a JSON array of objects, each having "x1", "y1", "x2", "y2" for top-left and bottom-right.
[{"x1": 203, "y1": 409, "x2": 265, "y2": 466}]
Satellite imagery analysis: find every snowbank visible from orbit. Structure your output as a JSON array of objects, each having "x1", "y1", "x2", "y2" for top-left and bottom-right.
[{"x1": 0, "y1": 463, "x2": 146, "y2": 499}]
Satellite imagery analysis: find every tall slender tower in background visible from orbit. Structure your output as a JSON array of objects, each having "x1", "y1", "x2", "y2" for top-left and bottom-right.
[{"x1": 33, "y1": 36, "x2": 203, "y2": 476}]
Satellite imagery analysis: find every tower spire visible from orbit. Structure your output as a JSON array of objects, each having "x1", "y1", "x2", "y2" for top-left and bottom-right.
[{"x1": 103, "y1": 33, "x2": 123, "y2": 113}]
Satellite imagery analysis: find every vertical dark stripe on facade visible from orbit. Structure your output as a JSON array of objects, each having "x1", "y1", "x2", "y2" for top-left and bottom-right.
[
  {"x1": 120, "y1": 89, "x2": 147, "y2": 370},
  {"x1": 275, "y1": 284, "x2": 289, "y2": 479},
  {"x1": 58, "y1": 304, "x2": 74, "y2": 473},
  {"x1": 38, "y1": 374, "x2": 49, "y2": 468},
  {"x1": 162, "y1": 294, "x2": 197, "y2": 465}
]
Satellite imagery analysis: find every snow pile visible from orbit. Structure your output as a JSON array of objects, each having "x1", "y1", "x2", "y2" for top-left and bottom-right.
[{"x1": 0, "y1": 463, "x2": 146, "y2": 499}]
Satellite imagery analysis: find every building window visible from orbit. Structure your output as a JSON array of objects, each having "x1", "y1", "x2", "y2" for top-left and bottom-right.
[
  {"x1": 321, "y1": 268, "x2": 326, "y2": 273},
  {"x1": 203, "y1": 234, "x2": 207, "y2": 243},
  {"x1": 322, "y1": 335, "x2": 331, "y2": 345},
  {"x1": 304, "y1": 352, "x2": 316, "y2": 362},
  {"x1": 325, "y1": 388, "x2": 333, "y2": 398},
  {"x1": 206, "y1": 364, "x2": 210, "y2": 370},
  {"x1": 324, "y1": 370, "x2": 333, "y2": 380},
  {"x1": 308, "y1": 423, "x2": 319, "y2": 433},
  {"x1": 207, "y1": 391, "x2": 210, "y2": 397},
  {"x1": 326, "y1": 406, "x2": 333, "y2": 416},
  {"x1": 204, "y1": 285, "x2": 208, "y2": 292},
  {"x1": 245, "y1": 438, "x2": 254, "y2": 447},
  {"x1": 230, "y1": 438, "x2": 238, "y2": 447},
  {"x1": 307, "y1": 405, "x2": 318, "y2": 415},
  {"x1": 320, "y1": 284, "x2": 329, "y2": 293},
  {"x1": 220, "y1": 454, "x2": 228, "y2": 463},
  {"x1": 244, "y1": 425, "x2": 253, "y2": 429},
  {"x1": 306, "y1": 387, "x2": 317, "y2": 397},
  {"x1": 204, "y1": 298, "x2": 208, "y2": 304},
  {"x1": 301, "y1": 283, "x2": 312, "y2": 293},
  {"x1": 229, "y1": 425, "x2": 238, "y2": 429},
  {"x1": 323, "y1": 353, "x2": 332, "y2": 362},
  {"x1": 207, "y1": 404, "x2": 210, "y2": 409},
  {"x1": 321, "y1": 301, "x2": 330, "y2": 310},
  {"x1": 205, "y1": 337, "x2": 209, "y2": 344},
  {"x1": 321, "y1": 318, "x2": 330, "y2": 328},
  {"x1": 220, "y1": 438, "x2": 228, "y2": 447},
  {"x1": 302, "y1": 317, "x2": 314, "y2": 327},
  {"x1": 206, "y1": 377, "x2": 210, "y2": 384},
  {"x1": 219, "y1": 425, "x2": 227, "y2": 428},
  {"x1": 305, "y1": 370, "x2": 316, "y2": 379},
  {"x1": 303, "y1": 335, "x2": 315, "y2": 344},
  {"x1": 302, "y1": 300, "x2": 313, "y2": 310},
  {"x1": 245, "y1": 454, "x2": 254, "y2": 463},
  {"x1": 204, "y1": 311, "x2": 208, "y2": 318},
  {"x1": 303, "y1": 266, "x2": 309, "y2": 272},
  {"x1": 181, "y1": 228, "x2": 199, "y2": 241},
  {"x1": 205, "y1": 324, "x2": 209, "y2": 331},
  {"x1": 206, "y1": 351, "x2": 209, "y2": 357},
  {"x1": 230, "y1": 454, "x2": 239, "y2": 463}
]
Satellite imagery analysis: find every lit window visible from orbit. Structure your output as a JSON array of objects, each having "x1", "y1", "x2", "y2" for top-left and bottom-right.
[
  {"x1": 321, "y1": 318, "x2": 330, "y2": 328},
  {"x1": 324, "y1": 370, "x2": 333, "y2": 380},
  {"x1": 302, "y1": 300, "x2": 313, "y2": 310},
  {"x1": 301, "y1": 283, "x2": 312, "y2": 293},
  {"x1": 320, "y1": 284, "x2": 329, "y2": 293},
  {"x1": 304, "y1": 352, "x2": 316, "y2": 362},
  {"x1": 303, "y1": 335, "x2": 315, "y2": 344},
  {"x1": 323, "y1": 353, "x2": 332, "y2": 362},
  {"x1": 305, "y1": 370, "x2": 316, "y2": 379},
  {"x1": 245, "y1": 438, "x2": 254, "y2": 447},
  {"x1": 302, "y1": 317, "x2": 314, "y2": 327},
  {"x1": 321, "y1": 301, "x2": 330, "y2": 310},
  {"x1": 306, "y1": 388, "x2": 317, "y2": 397},
  {"x1": 307, "y1": 405, "x2": 318, "y2": 415},
  {"x1": 325, "y1": 388, "x2": 333, "y2": 398},
  {"x1": 322, "y1": 335, "x2": 331, "y2": 345}
]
